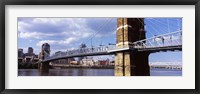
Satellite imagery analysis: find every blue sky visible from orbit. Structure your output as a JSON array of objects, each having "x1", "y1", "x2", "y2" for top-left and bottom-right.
[{"x1": 18, "y1": 18, "x2": 182, "y2": 63}]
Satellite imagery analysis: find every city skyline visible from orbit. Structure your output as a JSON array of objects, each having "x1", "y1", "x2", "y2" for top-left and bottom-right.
[{"x1": 18, "y1": 17, "x2": 182, "y2": 63}]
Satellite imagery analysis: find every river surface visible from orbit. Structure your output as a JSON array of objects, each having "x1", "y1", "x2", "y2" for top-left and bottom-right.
[{"x1": 18, "y1": 68, "x2": 182, "y2": 76}]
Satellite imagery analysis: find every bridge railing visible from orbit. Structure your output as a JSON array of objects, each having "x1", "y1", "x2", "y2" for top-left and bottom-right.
[{"x1": 131, "y1": 30, "x2": 182, "y2": 49}]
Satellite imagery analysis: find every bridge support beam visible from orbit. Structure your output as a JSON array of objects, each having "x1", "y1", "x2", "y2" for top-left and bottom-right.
[
  {"x1": 39, "y1": 62, "x2": 49, "y2": 72},
  {"x1": 39, "y1": 43, "x2": 50, "y2": 72},
  {"x1": 130, "y1": 52, "x2": 150, "y2": 76},
  {"x1": 115, "y1": 18, "x2": 150, "y2": 76},
  {"x1": 115, "y1": 51, "x2": 150, "y2": 76}
]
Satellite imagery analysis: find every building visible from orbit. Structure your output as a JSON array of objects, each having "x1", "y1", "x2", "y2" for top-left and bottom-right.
[
  {"x1": 98, "y1": 60, "x2": 109, "y2": 65},
  {"x1": 18, "y1": 48, "x2": 24, "y2": 63},
  {"x1": 24, "y1": 47, "x2": 35, "y2": 63},
  {"x1": 70, "y1": 61, "x2": 78, "y2": 65},
  {"x1": 18, "y1": 47, "x2": 39, "y2": 63},
  {"x1": 80, "y1": 58, "x2": 94, "y2": 66},
  {"x1": 38, "y1": 52, "x2": 42, "y2": 59},
  {"x1": 28, "y1": 47, "x2": 33, "y2": 55},
  {"x1": 18, "y1": 57, "x2": 24, "y2": 63},
  {"x1": 24, "y1": 56, "x2": 34, "y2": 63},
  {"x1": 24, "y1": 47, "x2": 35, "y2": 57},
  {"x1": 18, "y1": 48, "x2": 24, "y2": 58},
  {"x1": 109, "y1": 61, "x2": 115, "y2": 66},
  {"x1": 33, "y1": 54, "x2": 39, "y2": 63}
]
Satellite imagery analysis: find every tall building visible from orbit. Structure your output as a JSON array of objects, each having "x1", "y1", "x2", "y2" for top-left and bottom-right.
[
  {"x1": 28, "y1": 47, "x2": 33, "y2": 55},
  {"x1": 18, "y1": 48, "x2": 24, "y2": 58}
]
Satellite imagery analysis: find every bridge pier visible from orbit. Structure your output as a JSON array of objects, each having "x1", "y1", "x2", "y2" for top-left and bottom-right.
[
  {"x1": 38, "y1": 62, "x2": 49, "y2": 72},
  {"x1": 115, "y1": 51, "x2": 150, "y2": 76},
  {"x1": 115, "y1": 18, "x2": 150, "y2": 76},
  {"x1": 39, "y1": 43, "x2": 50, "y2": 72},
  {"x1": 130, "y1": 52, "x2": 150, "y2": 76}
]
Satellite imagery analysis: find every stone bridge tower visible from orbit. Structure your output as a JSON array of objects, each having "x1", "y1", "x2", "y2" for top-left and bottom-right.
[
  {"x1": 115, "y1": 18, "x2": 150, "y2": 76},
  {"x1": 39, "y1": 43, "x2": 50, "y2": 72}
]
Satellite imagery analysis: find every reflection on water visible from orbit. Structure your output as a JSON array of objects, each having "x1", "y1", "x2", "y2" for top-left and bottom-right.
[
  {"x1": 18, "y1": 68, "x2": 114, "y2": 76},
  {"x1": 18, "y1": 68, "x2": 182, "y2": 76}
]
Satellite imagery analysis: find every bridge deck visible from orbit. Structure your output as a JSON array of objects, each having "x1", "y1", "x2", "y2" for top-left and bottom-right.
[
  {"x1": 43, "y1": 31, "x2": 182, "y2": 62},
  {"x1": 43, "y1": 45, "x2": 181, "y2": 62}
]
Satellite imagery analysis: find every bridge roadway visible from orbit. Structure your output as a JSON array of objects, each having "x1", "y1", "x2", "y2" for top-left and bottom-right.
[{"x1": 43, "y1": 45, "x2": 182, "y2": 62}]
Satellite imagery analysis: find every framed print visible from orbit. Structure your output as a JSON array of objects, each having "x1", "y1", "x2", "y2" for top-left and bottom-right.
[{"x1": 0, "y1": 0, "x2": 199, "y2": 94}]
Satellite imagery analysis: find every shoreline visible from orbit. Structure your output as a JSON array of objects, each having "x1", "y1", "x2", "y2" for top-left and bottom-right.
[{"x1": 52, "y1": 65, "x2": 114, "y2": 69}]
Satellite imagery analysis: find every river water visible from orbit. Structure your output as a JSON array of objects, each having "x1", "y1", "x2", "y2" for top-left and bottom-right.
[{"x1": 18, "y1": 68, "x2": 182, "y2": 76}]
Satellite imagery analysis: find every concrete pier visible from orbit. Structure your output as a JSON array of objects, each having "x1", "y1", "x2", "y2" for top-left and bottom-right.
[
  {"x1": 39, "y1": 62, "x2": 49, "y2": 72},
  {"x1": 115, "y1": 18, "x2": 150, "y2": 76},
  {"x1": 39, "y1": 43, "x2": 50, "y2": 72}
]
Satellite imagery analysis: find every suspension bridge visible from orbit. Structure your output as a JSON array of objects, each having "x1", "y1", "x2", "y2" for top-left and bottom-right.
[{"x1": 38, "y1": 18, "x2": 182, "y2": 76}]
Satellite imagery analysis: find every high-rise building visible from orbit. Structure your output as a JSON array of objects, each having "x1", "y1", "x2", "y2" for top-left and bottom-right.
[
  {"x1": 18, "y1": 48, "x2": 24, "y2": 58},
  {"x1": 28, "y1": 47, "x2": 33, "y2": 55}
]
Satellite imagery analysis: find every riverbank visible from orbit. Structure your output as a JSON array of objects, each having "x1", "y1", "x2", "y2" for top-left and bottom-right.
[
  {"x1": 53, "y1": 64, "x2": 114, "y2": 69},
  {"x1": 18, "y1": 63, "x2": 38, "y2": 69},
  {"x1": 18, "y1": 63, "x2": 54, "y2": 69}
]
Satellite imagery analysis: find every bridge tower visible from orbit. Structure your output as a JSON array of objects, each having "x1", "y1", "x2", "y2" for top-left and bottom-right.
[
  {"x1": 115, "y1": 18, "x2": 150, "y2": 76},
  {"x1": 38, "y1": 43, "x2": 50, "y2": 72}
]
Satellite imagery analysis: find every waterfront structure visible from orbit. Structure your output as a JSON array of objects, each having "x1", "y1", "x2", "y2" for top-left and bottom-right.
[
  {"x1": 109, "y1": 61, "x2": 115, "y2": 66},
  {"x1": 69, "y1": 61, "x2": 78, "y2": 65},
  {"x1": 18, "y1": 57, "x2": 24, "y2": 63},
  {"x1": 98, "y1": 60, "x2": 109, "y2": 65},
  {"x1": 149, "y1": 62, "x2": 182, "y2": 70},
  {"x1": 80, "y1": 58, "x2": 95, "y2": 66}
]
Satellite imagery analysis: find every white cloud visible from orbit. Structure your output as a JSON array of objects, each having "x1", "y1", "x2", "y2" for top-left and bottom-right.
[
  {"x1": 18, "y1": 18, "x2": 115, "y2": 39},
  {"x1": 61, "y1": 30, "x2": 92, "y2": 38},
  {"x1": 33, "y1": 18, "x2": 65, "y2": 25},
  {"x1": 36, "y1": 40, "x2": 57, "y2": 47},
  {"x1": 18, "y1": 18, "x2": 94, "y2": 39},
  {"x1": 36, "y1": 37, "x2": 78, "y2": 47},
  {"x1": 19, "y1": 32, "x2": 42, "y2": 39},
  {"x1": 62, "y1": 37, "x2": 77, "y2": 44},
  {"x1": 29, "y1": 40, "x2": 33, "y2": 42}
]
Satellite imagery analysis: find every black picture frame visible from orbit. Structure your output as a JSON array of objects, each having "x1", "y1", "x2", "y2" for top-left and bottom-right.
[{"x1": 0, "y1": 0, "x2": 199, "y2": 94}]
